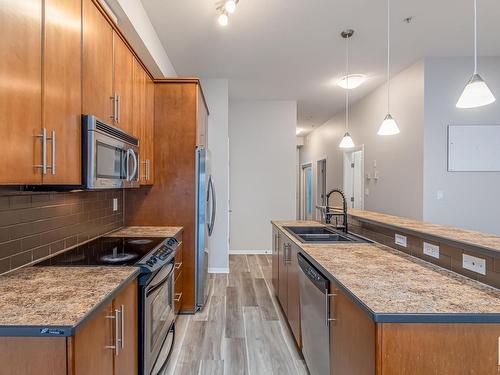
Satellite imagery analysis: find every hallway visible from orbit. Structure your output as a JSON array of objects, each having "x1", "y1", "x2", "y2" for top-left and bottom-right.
[{"x1": 164, "y1": 255, "x2": 308, "y2": 375}]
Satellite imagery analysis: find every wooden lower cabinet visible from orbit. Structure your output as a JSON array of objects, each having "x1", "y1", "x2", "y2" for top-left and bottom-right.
[
  {"x1": 273, "y1": 227, "x2": 500, "y2": 375},
  {"x1": 175, "y1": 270, "x2": 183, "y2": 314},
  {"x1": 287, "y1": 243, "x2": 302, "y2": 348},
  {"x1": 329, "y1": 282, "x2": 376, "y2": 375},
  {"x1": 0, "y1": 279, "x2": 138, "y2": 375},
  {"x1": 272, "y1": 226, "x2": 280, "y2": 293}
]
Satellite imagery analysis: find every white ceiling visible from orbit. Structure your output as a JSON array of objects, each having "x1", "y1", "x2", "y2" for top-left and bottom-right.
[{"x1": 141, "y1": 0, "x2": 500, "y2": 133}]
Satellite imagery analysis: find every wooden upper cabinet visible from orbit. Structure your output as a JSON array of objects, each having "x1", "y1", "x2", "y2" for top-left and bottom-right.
[
  {"x1": 132, "y1": 58, "x2": 154, "y2": 185},
  {"x1": 83, "y1": 0, "x2": 114, "y2": 122},
  {"x1": 0, "y1": 0, "x2": 42, "y2": 184},
  {"x1": 43, "y1": 0, "x2": 82, "y2": 185},
  {"x1": 196, "y1": 88, "x2": 208, "y2": 147},
  {"x1": 113, "y1": 33, "x2": 134, "y2": 133},
  {"x1": 143, "y1": 73, "x2": 155, "y2": 184}
]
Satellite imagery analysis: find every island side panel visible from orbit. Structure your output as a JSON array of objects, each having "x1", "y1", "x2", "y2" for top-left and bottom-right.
[
  {"x1": 378, "y1": 323, "x2": 500, "y2": 374},
  {"x1": 0, "y1": 337, "x2": 67, "y2": 375}
]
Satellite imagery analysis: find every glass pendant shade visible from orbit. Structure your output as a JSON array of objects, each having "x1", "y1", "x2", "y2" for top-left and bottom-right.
[
  {"x1": 339, "y1": 132, "x2": 355, "y2": 148},
  {"x1": 218, "y1": 13, "x2": 229, "y2": 26},
  {"x1": 224, "y1": 0, "x2": 237, "y2": 13},
  {"x1": 377, "y1": 114, "x2": 400, "y2": 136},
  {"x1": 456, "y1": 73, "x2": 496, "y2": 108}
]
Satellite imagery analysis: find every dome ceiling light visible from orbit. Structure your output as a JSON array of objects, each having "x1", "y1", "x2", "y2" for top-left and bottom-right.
[
  {"x1": 378, "y1": 0, "x2": 401, "y2": 136},
  {"x1": 339, "y1": 29, "x2": 356, "y2": 149},
  {"x1": 456, "y1": 0, "x2": 496, "y2": 109}
]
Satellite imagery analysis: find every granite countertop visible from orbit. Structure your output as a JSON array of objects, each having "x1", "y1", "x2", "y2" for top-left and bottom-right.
[
  {"x1": 272, "y1": 221, "x2": 500, "y2": 322},
  {"x1": 107, "y1": 226, "x2": 183, "y2": 238},
  {"x1": 0, "y1": 266, "x2": 139, "y2": 336},
  {"x1": 349, "y1": 209, "x2": 500, "y2": 253}
]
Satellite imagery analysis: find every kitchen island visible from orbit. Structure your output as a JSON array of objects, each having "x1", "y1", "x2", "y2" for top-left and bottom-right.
[{"x1": 272, "y1": 220, "x2": 500, "y2": 375}]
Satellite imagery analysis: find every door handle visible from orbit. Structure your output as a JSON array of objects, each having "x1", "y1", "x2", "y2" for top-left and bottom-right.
[
  {"x1": 116, "y1": 95, "x2": 121, "y2": 123},
  {"x1": 174, "y1": 293, "x2": 182, "y2": 302},
  {"x1": 105, "y1": 310, "x2": 120, "y2": 355}
]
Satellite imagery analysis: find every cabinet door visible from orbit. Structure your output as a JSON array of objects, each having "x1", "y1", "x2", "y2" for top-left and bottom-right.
[
  {"x1": 196, "y1": 87, "x2": 208, "y2": 147},
  {"x1": 113, "y1": 280, "x2": 138, "y2": 375},
  {"x1": 287, "y1": 243, "x2": 302, "y2": 348},
  {"x1": 82, "y1": 0, "x2": 114, "y2": 121},
  {"x1": 0, "y1": 0, "x2": 42, "y2": 184},
  {"x1": 72, "y1": 301, "x2": 114, "y2": 375},
  {"x1": 113, "y1": 33, "x2": 134, "y2": 134},
  {"x1": 277, "y1": 237, "x2": 288, "y2": 314},
  {"x1": 271, "y1": 226, "x2": 280, "y2": 294},
  {"x1": 175, "y1": 270, "x2": 183, "y2": 314},
  {"x1": 132, "y1": 58, "x2": 145, "y2": 140},
  {"x1": 43, "y1": 0, "x2": 81, "y2": 185},
  {"x1": 143, "y1": 74, "x2": 155, "y2": 184},
  {"x1": 329, "y1": 283, "x2": 375, "y2": 375}
]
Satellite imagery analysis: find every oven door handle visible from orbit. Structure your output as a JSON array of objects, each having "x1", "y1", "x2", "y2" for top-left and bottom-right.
[
  {"x1": 146, "y1": 267, "x2": 174, "y2": 297},
  {"x1": 128, "y1": 149, "x2": 138, "y2": 181}
]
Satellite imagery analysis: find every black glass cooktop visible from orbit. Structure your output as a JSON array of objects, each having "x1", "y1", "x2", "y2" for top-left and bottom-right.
[{"x1": 37, "y1": 236, "x2": 167, "y2": 267}]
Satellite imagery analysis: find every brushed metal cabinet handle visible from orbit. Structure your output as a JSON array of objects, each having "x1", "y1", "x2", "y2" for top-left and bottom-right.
[
  {"x1": 34, "y1": 128, "x2": 47, "y2": 174},
  {"x1": 174, "y1": 262, "x2": 182, "y2": 270},
  {"x1": 121, "y1": 305, "x2": 125, "y2": 350},
  {"x1": 105, "y1": 313, "x2": 117, "y2": 354},
  {"x1": 50, "y1": 130, "x2": 55, "y2": 175},
  {"x1": 110, "y1": 95, "x2": 116, "y2": 120},
  {"x1": 146, "y1": 159, "x2": 150, "y2": 181},
  {"x1": 174, "y1": 292, "x2": 182, "y2": 302},
  {"x1": 116, "y1": 95, "x2": 121, "y2": 123},
  {"x1": 115, "y1": 308, "x2": 120, "y2": 355},
  {"x1": 325, "y1": 292, "x2": 338, "y2": 327}
]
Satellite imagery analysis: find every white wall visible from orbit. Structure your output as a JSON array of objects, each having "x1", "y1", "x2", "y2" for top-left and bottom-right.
[
  {"x1": 201, "y1": 79, "x2": 230, "y2": 272},
  {"x1": 423, "y1": 57, "x2": 500, "y2": 234},
  {"x1": 229, "y1": 100, "x2": 297, "y2": 252},
  {"x1": 300, "y1": 61, "x2": 425, "y2": 220},
  {"x1": 103, "y1": 0, "x2": 177, "y2": 77}
]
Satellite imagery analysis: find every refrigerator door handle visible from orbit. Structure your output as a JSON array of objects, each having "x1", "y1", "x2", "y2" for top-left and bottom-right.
[{"x1": 207, "y1": 176, "x2": 216, "y2": 236}]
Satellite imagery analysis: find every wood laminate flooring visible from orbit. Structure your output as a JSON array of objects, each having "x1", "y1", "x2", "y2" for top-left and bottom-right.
[{"x1": 163, "y1": 254, "x2": 309, "y2": 375}]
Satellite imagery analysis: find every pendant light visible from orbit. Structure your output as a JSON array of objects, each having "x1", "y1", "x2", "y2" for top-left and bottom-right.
[
  {"x1": 456, "y1": 0, "x2": 496, "y2": 108},
  {"x1": 339, "y1": 29, "x2": 356, "y2": 149},
  {"x1": 378, "y1": 0, "x2": 400, "y2": 136}
]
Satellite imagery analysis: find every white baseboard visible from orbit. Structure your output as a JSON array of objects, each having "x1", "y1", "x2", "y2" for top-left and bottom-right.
[
  {"x1": 208, "y1": 267, "x2": 230, "y2": 274},
  {"x1": 229, "y1": 250, "x2": 271, "y2": 255}
]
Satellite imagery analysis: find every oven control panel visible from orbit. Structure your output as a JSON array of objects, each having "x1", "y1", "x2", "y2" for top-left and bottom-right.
[{"x1": 140, "y1": 238, "x2": 179, "y2": 271}]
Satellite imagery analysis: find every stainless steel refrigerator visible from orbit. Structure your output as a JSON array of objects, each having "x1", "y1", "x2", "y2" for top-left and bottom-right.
[{"x1": 195, "y1": 147, "x2": 216, "y2": 310}]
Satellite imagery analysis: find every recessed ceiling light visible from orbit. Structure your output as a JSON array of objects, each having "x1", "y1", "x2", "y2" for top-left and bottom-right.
[
  {"x1": 296, "y1": 128, "x2": 304, "y2": 135},
  {"x1": 337, "y1": 74, "x2": 367, "y2": 89}
]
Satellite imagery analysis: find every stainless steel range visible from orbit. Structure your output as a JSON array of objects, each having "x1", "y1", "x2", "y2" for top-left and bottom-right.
[{"x1": 37, "y1": 235, "x2": 180, "y2": 375}]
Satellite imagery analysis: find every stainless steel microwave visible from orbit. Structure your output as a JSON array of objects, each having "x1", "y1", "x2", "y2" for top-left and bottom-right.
[{"x1": 82, "y1": 115, "x2": 140, "y2": 189}]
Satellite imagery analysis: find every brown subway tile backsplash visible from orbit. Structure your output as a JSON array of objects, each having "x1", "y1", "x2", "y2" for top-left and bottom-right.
[{"x1": 0, "y1": 190, "x2": 124, "y2": 273}]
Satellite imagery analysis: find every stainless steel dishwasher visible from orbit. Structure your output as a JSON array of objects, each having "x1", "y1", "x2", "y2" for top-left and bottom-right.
[{"x1": 298, "y1": 253, "x2": 331, "y2": 375}]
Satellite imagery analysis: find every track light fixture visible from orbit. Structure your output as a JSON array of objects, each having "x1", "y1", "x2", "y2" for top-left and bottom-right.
[{"x1": 216, "y1": 0, "x2": 240, "y2": 26}]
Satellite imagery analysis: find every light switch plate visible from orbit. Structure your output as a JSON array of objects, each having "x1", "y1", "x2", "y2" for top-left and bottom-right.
[
  {"x1": 423, "y1": 242, "x2": 440, "y2": 259},
  {"x1": 462, "y1": 254, "x2": 486, "y2": 275},
  {"x1": 113, "y1": 198, "x2": 118, "y2": 212},
  {"x1": 395, "y1": 234, "x2": 407, "y2": 248}
]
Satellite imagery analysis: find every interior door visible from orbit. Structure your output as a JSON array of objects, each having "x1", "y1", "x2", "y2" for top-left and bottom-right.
[
  {"x1": 43, "y1": 0, "x2": 82, "y2": 185},
  {"x1": 0, "y1": 0, "x2": 42, "y2": 184},
  {"x1": 301, "y1": 164, "x2": 313, "y2": 220},
  {"x1": 113, "y1": 32, "x2": 134, "y2": 134},
  {"x1": 82, "y1": 0, "x2": 114, "y2": 121}
]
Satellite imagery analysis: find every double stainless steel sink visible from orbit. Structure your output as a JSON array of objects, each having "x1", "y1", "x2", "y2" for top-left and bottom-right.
[{"x1": 284, "y1": 226, "x2": 370, "y2": 244}]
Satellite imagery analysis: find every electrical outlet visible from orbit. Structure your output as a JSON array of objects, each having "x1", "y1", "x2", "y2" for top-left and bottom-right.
[
  {"x1": 462, "y1": 254, "x2": 486, "y2": 275},
  {"x1": 113, "y1": 198, "x2": 118, "y2": 212},
  {"x1": 423, "y1": 242, "x2": 440, "y2": 259},
  {"x1": 395, "y1": 234, "x2": 407, "y2": 248}
]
